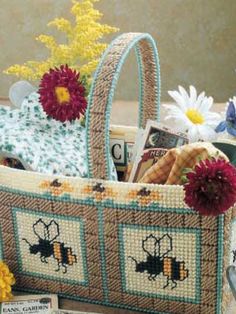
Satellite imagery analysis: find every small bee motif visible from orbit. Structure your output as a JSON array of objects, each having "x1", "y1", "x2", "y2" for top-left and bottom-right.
[
  {"x1": 82, "y1": 182, "x2": 117, "y2": 201},
  {"x1": 129, "y1": 234, "x2": 189, "y2": 289},
  {"x1": 127, "y1": 187, "x2": 161, "y2": 206},
  {"x1": 22, "y1": 219, "x2": 77, "y2": 274},
  {"x1": 39, "y1": 179, "x2": 74, "y2": 196},
  {"x1": 92, "y1": 183, "x2": 106, "y2": 193}
]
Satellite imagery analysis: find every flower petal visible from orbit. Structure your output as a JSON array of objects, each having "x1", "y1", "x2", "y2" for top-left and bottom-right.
[
  {"x1": 204, "y1": 111, "x2": 221, "y2": 120},
  {"x1": 226, "y1": 124, "x2": 236, "y2": 137},
  {"x1": 195, "y1": 91, "x2": 206, "y2": 109},
  {"x1": 189, "y1": 85, "x2": 197, "y2": 106},
  {"x1": 187, "y1": 126, "x2": 200, "y2": 143},
  {"x1": 198, "y1": 96, "x2": 214, "y2": 113},
  {"x1": 197, "y1": 125, "x2": 217, "y2": 141},
  {"x1": 178, "y1": 86, "x2": 190, "y2": 105},
  {"x1": 164, "y1": 104, "x2": 192, "y2": 128},
  {"x1": 226, "y1": 101, "x2": 236, "y2": 119},
  {"x1": 184, "y1": 158, "x2": 236, "y2": 216},
  {"x1": 164, "y1": 104, "x2": 185, "y2": 117},
  {"x1": 215, "y1": 121, "x2": 227, "y2": 133},
  {"x1": 204, "y1": 113, "x2": 222, "y2": 128},
  {"x1": 168, "y1": 91, "x2": 187, "y2": 111}
]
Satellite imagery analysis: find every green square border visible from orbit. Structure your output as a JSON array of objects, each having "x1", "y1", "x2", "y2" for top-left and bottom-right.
[
  {"x1": 0, "y1": 186, "x2": 225, "y2": 314},
  {"x1": 118, "y1": 224, "x2": 201, "y2": 304},
  {"x1": 11, "y1": 207, "x2": 89, "y2": 286}
]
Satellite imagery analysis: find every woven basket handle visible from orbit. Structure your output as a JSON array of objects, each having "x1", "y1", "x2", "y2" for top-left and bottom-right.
[{"x1": 85, "y1": 33, "x2": 161, "y2": 180}]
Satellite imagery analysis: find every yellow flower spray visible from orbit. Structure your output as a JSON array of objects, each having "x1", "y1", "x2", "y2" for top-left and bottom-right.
[
  {"x1": 4, "y1": 0, "x2": 118, "y2": 82},
  {"x1": 0, "y1": 261, "x2": 15, "y2": 302}
]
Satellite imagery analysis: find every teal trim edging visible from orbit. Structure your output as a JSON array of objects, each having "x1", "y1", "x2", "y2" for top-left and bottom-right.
[
  {"x1": 85, "y1": 33, "x2": 161, "y2": 180},
  {"x1": 216, "y1": 215, "x2": 224, "y2": 314},
  {"x1": 11, "y1": 207, "x2": 89, "y2": 286},
  {"x1": 0, "y1": 184, "x2": 195, "y2": 214},
  {"x1": 97, "y1": 206, "x2": 109, "y2": 302},
  {"x1": 43, "y1": 192, "x2": 72, "y2": 200},
  {"x1": 135, "y1": 44, "x2": 145, "y2": 128},
  {"x1": 118, "y1": 224, "x2": 201, "y2": 304},
  {"x1": 126, "y1": 199, "x2": 194, "y2": 213},
  {"x1": 13, "y1": 286, "x2": 169, "y2": 314}
]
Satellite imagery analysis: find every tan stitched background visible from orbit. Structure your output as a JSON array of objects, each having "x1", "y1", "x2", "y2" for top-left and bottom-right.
[{"x1": 0, "y1": 0, "x2": 236, "y2": 102}]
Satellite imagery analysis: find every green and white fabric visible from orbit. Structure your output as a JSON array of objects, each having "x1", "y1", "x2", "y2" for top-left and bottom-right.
[{"x1": 0, "y1": 91, "x2": 117, "y2": 179}]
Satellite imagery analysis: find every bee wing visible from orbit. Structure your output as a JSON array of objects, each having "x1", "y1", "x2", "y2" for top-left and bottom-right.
[
  {"x1": 158, "y1": 234, "x2": 172, "y2": 258},
  {"x1": 33, "y1": 219, "x2": 49, "y2": 240},
  {"x1": 33, "y1": 219, "x2": 59, "y2": 242},
  {"x1": 47, "y1": 220, "x2": 60, "y2": 242},
  {"x1": 142, "y1": 234, "x2": 159, "y2": 256}
]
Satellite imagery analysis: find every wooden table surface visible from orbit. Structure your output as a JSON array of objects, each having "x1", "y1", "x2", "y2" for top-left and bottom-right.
[{"x1": 0, "y1": 98, "x2": 235, "y2": 313}]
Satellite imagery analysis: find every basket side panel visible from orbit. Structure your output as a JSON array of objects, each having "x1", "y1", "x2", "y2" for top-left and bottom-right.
[{"x1": 0, "y1": 167, "x2": 227, "y2": 314}]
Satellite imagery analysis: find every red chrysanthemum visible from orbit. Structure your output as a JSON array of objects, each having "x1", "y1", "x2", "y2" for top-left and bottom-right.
[
  {"x1": 184, "y1": 158, "x2": 236, "y2": 216},
  {"x1": 39, "y1": 65, "x2": 87, "y2": 122}
]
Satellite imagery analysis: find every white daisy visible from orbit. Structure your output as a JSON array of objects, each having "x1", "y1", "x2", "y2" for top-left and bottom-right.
[{"x1": 164, "y1": 86, "x2": 221, "y2": 143}]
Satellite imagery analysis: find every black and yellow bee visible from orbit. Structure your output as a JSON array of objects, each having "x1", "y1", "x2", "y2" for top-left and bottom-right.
[
  {"x1": 129, "y1": 234, "x2": 189, "y2": 289},
  {"x1": 23, "y1": 219, "x2": 77, "y2": 274}
]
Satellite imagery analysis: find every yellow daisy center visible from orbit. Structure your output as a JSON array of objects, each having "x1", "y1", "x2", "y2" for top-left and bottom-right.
[
  {"x1": 55, "y1": 86, "x2": 70, "y2": 105},
  {"x1": 186, "y1": 108, "x2": 204, "y2": 124}
]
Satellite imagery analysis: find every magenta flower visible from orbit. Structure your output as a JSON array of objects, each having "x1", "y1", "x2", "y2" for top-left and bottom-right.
[
  {"x1": 39, "y1": 65, "x2": 87, "y2": 122},
  {"x1": 184, "y1": 158, "x2": 236, "y2": 216}
]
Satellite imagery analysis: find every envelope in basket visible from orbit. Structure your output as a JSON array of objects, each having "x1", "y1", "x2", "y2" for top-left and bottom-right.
[{"x1": 139, "y1": 142, "x2": 228, "y2": 185}]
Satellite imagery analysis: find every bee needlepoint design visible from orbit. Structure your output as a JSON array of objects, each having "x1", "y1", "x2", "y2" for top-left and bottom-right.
[
  {"x1": 129, "y1": 234, "x2": 189, "y2": 289},
  {"x1": 127, "y1": 187, "x2": 161, "y2": 206},
  {"x1": 39, "y1": 179, "x2": 74, "y2": 197},
  {"x1": 22, "y1": 219, "x2": 77, "y2": 273},
  {"x1": 82, "y1": 182, "x2": 117, "y2": 201}
]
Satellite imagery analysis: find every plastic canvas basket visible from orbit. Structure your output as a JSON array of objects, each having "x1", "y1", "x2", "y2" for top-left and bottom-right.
[{"x1": 0, "y1": 33, "x2": 235, "y2": 314}]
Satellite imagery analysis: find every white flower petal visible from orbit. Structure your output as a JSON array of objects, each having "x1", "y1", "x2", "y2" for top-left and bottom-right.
[
  {"x1": 197, "y1": 92, "x2": 205, "y2": 103},
  {"x1": 168, "y1": 91, "x2": 187, "y2": 111},
  {"x1": 164, "y1": 105, "x2": 192, "y2": 127},
  {"x1": 199, "y1": 96, "x2": 214, "y2": 113},
  {"x1": 164, "y1": 104, "x2": 185, "y2": 116},
  {"x1": 178, "y1": 86, "x2": 190, "y2": 105},
  {"x1": 187, "y1": 126, "x2": 200, "y2": 143},
  {"x1": 195, "y1": 91, "x2": 205, "y2": 108},
  {"x1": 189, "y1": 85, "x2": 197, "y2": 106},
  {"x1": 204, "y1": 111, "x2": 221, "y2": 118},
  {"x1": 197, "y1": 125, "x2": 217, "y2": 142},
  {"x1": 164, "y1": 114, "x2": 190, "y2": 127},
  {"x1": 165, "y1": 86, "x2": 219, "y2": 140},
  {"x1": 204, "y1": 112, "x2": 221, "y2": 122},
  {"x1": 205, "y1": 121, "x2": 221, "y2": 129}
]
